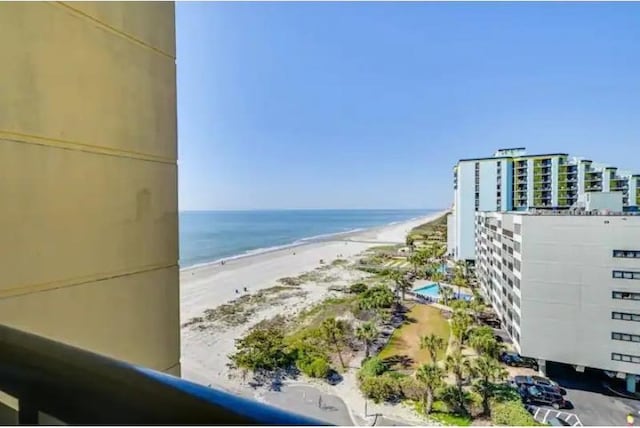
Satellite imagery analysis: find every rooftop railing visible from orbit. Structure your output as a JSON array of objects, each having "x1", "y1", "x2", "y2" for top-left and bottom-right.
[{"x1": 0, "y1": 324, "x2": 329, "y2": 425}]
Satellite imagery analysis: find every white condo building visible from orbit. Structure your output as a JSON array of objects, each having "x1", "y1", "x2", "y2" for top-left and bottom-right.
[
  {"x1": 475, "y1": 196, "x2": 640, "y2": 392},
  {"x1": 448, "y1": 148, "x2": 640, "y2": 262}
]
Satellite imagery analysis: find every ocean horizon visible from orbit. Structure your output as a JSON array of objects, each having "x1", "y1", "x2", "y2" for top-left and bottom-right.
[{"x1": 179, "y1": 209, "x2": 438, "y2": 268}]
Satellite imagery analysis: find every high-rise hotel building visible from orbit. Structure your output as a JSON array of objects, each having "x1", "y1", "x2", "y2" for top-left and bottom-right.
[
  {"x1": 475, "y1": 206, "x2": 640, "y2": 393},
  {"x1": 449, "y1": 148, "x2": 640, "y2": 261}
]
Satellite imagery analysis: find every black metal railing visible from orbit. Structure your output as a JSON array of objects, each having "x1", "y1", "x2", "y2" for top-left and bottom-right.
[{"x1": 0, "y1": 324, "x2": 329, "y2": 425}]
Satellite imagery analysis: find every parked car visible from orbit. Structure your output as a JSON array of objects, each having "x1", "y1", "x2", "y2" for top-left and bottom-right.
[
  {"x1": 500, "y1": 352, "x2": 539, "y2": 370},
  {"x1": 513, "y1": 375, "x2": 564, "y2": 395},
  {"x1": 519, "y1": 385, "x2": 567, "y2": 409}
]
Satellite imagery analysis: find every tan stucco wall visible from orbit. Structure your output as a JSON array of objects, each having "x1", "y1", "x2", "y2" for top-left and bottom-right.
[{"x1": 0, "y1": 2, "x2": 179, "y2": 375}]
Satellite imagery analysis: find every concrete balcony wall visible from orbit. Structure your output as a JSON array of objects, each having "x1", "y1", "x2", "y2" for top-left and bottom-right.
[{"x1": 0, "y1": 1, "x2": 179, "y2": 377}]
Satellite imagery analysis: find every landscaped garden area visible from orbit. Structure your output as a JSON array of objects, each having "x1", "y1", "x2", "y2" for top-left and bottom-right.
[
  {"x1": 378, "y1": 304, "x2": 450, "y2": 369},
  {"x1": 226, "y1": 212, "x2": 538, "y2": 426}
]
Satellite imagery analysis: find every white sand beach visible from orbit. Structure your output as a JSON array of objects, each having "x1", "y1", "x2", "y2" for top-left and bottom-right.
[{"x1": 179, "y1": 211, "x2": 447, "y2": 421}]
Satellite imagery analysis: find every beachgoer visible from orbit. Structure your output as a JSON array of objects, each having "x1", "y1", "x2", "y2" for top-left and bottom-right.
[
  {"x1": 243, "y1": 287, "x2": 248, "y2": 292},
  {"x1": 627, "y1": 413, "x2": 634, "y2": 426},
  {"x1": 318, "y1": 395, "x2": 323, "y2": 409},
  {"x1": 235, "y1": 289, "x2": 239, "y2": 294}
]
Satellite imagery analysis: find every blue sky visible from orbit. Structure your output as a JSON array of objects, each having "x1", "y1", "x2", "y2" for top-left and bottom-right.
[{"x1": 176, "y1": 2, "x2": 640, "y2": 211}]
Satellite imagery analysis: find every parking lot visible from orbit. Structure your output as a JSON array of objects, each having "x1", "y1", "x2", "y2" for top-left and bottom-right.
[{"x1": 540, "y1": 362, "x2": 639, "y2": 426}]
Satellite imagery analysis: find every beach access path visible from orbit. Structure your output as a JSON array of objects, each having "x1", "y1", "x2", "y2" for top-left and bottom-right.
[{"x1": 179, "y1": 210, "x2": 447, "y2": 425}]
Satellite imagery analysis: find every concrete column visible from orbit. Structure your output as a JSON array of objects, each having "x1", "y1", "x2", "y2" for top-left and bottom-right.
[
  {"x1": 627, "y1": 374, "x2": 637, "y2": 394},
  {"x1": 538, "y1": 359, "x2": 547, "y2": 376}
]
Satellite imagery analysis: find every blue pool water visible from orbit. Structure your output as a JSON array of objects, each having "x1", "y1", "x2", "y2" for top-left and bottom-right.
[
  {"x1": 414, "y1": 283, "x2": 440, "y2": 297},
  {"x1": 413, "y1": 282, "x2": 472, "y2": 301}
]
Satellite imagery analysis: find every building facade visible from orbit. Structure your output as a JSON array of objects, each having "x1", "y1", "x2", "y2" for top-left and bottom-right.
[
  {"x1": 1, "y1": 0, "x2": 179, "y2": 394},
  {"x1": 475, "y1": 210, "x2": 640, "y2": 392},
  {"x1": 448, "y1": 147, "x2": 640, "y2": 261}
]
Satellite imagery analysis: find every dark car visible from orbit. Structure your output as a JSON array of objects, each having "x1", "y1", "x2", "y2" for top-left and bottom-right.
[
  {"x1": 500, "y1": 352, "x2": 539, "y2": 370},
  {"x1": 531, "y1": 375, "x2": 565, "y2": 394},
  {"x1": 513, "y1": 375, "x2": 564, "y2": 395},
  {"x1": 520, "y1": 385, "x2": 567, "y2": 409}
]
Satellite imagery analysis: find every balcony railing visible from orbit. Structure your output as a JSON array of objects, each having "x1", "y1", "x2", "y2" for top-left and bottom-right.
[{"x1": 0, "y1": 324, "x2": 328, "y2": 425}]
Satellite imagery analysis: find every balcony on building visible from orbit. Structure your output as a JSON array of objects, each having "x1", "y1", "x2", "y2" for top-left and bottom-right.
[{"x1": 0, "y1": 324, "x2": 323, "y2": 425}]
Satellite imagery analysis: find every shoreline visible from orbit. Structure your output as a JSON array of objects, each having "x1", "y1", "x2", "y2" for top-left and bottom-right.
[
  {"x1": 179, "y1": 212, "x2": 438, "y2": 272},
  {"x1": 179, "y1": 209, "x2": 449, "y2": 423}
]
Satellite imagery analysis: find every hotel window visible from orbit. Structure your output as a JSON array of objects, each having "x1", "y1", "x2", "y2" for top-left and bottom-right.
[
  {"x1": 514, "y1": 277, "x2": 520, "y2": 290},
  {"x1": 612, "y1": 353, "x2": 640, "y2": 364},
  {"x1": 514, "y1": 224, "x2": 521, "y2": 235},
  {"x1": 514, "y1": 242, "x2": 521, "y2": 253},
  {"x1": 612, "y1": 291, "x2": 640, "y2": 300},
  {"x1": 613, "y1": 271, "x2": 640, "y2": 280},
  {"x1": 612, "y1": 312, "x2": 640, "y2": 322},
  {"x1": 613, "y1": 250, "x2": 640, "y2": 258},
  {"x1": 514, "y1": 259, "x2": 521, "y2": 272},
  {"x1": 612, "y1": 332, "x2": 640, "y2": 342}
]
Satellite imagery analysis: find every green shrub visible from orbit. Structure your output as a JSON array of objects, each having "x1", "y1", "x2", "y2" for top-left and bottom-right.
[
  {"x1": 490, "y1": 399, "x2": 539, "y2": 426},
  {"x1": 358, "y1": 356, "x2": 387, "y2": 378},
  {"x1": 350, "y1": 282, "x2": 368, "y2": 294},
  {"x1": 400, "y1": 377, "x2": 422, "y2": 401},
  {"x1": 299, "y1": 357, "x2": 331, "y2": 378},
  {"x1": 359, "y1": 374, "x2": 402, "y2": 403}
]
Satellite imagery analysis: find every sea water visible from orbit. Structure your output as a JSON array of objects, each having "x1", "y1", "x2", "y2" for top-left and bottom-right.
[{"x1": 179, "y1": 209, "x2": 435, "y2": 268}]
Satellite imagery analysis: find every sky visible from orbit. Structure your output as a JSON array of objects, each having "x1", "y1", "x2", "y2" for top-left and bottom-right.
[{"x1": 176, "y1": 2, "x2": 640, "y2": 211}]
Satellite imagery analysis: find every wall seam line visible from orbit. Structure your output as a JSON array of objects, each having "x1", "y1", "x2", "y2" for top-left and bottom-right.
[
  {"x1": 50, "y1": 1, "x2": 176, "y2": 61},
  {"x1": 0, "y1": 130, "x2": 176, "y2": 165},
  {"x1": 0, "y1": 263, "x2": 178, "y2": 299}
]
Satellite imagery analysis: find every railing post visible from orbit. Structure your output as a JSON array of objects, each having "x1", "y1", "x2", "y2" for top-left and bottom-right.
[{"x1": 18, "y1": 400, "x2": 38, "y2": 425}]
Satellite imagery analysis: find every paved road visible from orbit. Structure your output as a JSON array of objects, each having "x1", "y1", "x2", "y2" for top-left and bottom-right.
[
  {"x1": 545, "y1": 362, "x2": 639, "y2": 426},
  {"x1": 258, "y1": 384, "x2": 354, "y2": 426}
]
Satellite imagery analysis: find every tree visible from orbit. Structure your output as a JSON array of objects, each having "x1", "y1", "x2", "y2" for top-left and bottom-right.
[
  {"x1": 469, "y1": 297, "x2": 485, "y2": 325},
  {"x1": 439, "y1": 284, "x2": 454, "y2": 307},
  {"x1": 415, "y1": 363, "x2": 444, "y2": 415},
  {"x1": 452, "y1": 274, "x2": 467, "y2": 300},
  {"x1": 419, "y1": 333, "x2": 445, "y2": 363},
  {"x1": 359, "y1": 284, "x2": 395, "y2": 311},
  {"x1": 320, "y1": 317, "x2": 350, "y2": 369},
  {"x1": 360, "y1": 374, "x2": 402, "y2": 404},
  {"x1": 406, "y1": 235, "x2": 415, "y2": 250},
  {"x1": 356, "y1": 322, "x2": 378, "y2": 358},
  {"x1": 468, "y1": 326, "x2": 503, "y2": 358},
  {"x1": 451, "y1": 310, "x2": 473, "y2": 345},
  {"x1": 388, "y1": 269, "x2": 404, "y2": 300},
  {"x1": 229, "y1": 325, "x2": 292, "y2": 373},
  {"x1": 444, "y1": 350, "x2": 472, "y2": 415},
  {"x1": 438, "y1": 384, "x2": 473, "y2": 416},
  {"x1": 409, "y1": 252, "x2": 423, "y2": 276},
  {"x1": 471, "y1": 355, "x2": 508, "y2": 415}
]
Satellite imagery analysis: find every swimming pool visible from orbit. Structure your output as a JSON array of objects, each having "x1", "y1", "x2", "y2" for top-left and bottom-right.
[
  {"x1": 413, "y1": 282, "x2": 472, "y2": 301},
  {"x1": 414, "y1": 282, "x2": 440, "y2": 298}
]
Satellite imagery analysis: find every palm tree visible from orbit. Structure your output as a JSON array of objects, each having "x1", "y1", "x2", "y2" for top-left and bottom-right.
[
  {"x1": 438, "y1": 283, "x2": 453, "y2": 307},
  {"x1": 355, "y1": 322, "x2": 378, "y2": 358},
  {"x1": 452, "y1": 274, "x2": 467, "y2": 300},
  {"x1": 451, "y1": 310, "x2": 473, "y2": 345},
  {"x1": 445, "y1": 350, "x2": 472, "y2": 414},
  {"x1": 388, "y1": 269, "x2": 412, "y2": 301},
  {"x1": 471, "y1": 355, "x2": 508, "y2": 415},
  {"x1": 415, "y1": 363, "x2": 444, "y2": 415},
  {"x1": 419, "y1": 333, "x2": 445, "y2": 363},
  {"x1": 409, "y1": 252, "x2": 423, "y2": 276},
  {"x1": 438, "y1": 384, "x2": 473, "y2": 416},
  {"x1": 469, "y1": 298, "x2": 484, "y2": 325},
  {"x1": 468, "y1": 326, "x2": 503, "y2": 358},
  {"x1": 321, "y1": 317, "x2": 349, "y2": 369}
]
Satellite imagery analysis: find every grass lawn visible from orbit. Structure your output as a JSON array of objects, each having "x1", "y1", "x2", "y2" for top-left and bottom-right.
[{"x1": 378, "y1": 304, "x2": 450, "y2": 370}]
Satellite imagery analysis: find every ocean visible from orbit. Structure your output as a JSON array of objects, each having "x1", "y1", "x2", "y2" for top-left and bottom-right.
[{"x1": 179, "y1": 209, "x2": 435, "y2": 268}]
